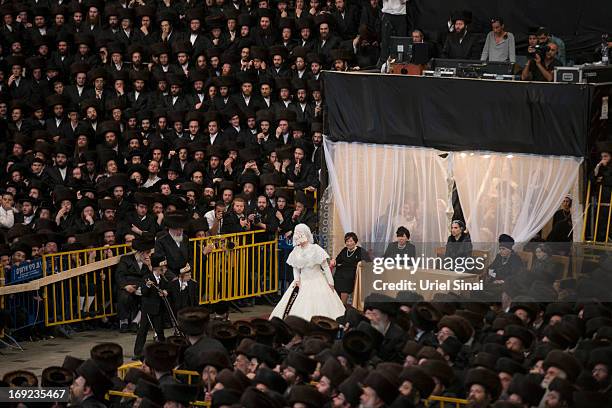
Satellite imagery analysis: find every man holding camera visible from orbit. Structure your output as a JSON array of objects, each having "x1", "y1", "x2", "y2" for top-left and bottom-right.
[{"x1": 521, "y1": 42, "x2": 559, "y2": 82}]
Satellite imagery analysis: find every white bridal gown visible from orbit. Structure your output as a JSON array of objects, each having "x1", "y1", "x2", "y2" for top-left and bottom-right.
[{"x1": 270, "y1": 242, "x2": 346, "y2": 321}]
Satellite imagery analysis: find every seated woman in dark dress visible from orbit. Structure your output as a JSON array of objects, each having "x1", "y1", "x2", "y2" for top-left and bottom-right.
[
  {"x1": 531, "y1": 243, "x2": 559, "y2": 284},
  {"x1": 444, "y1": 220, "x2": 473, "y2": 265},
  {"x1": 330, "y1": 232, "x2": 370, "y2": 304},
  {"x1": 383, "y1": 226, "x2": 416, "y2": 262}
]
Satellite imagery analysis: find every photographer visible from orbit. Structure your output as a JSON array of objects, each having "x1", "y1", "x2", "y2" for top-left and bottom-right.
[
  {"x1": 221, "y1": 196, "x2": 251, "y2": 234},
  {"x1": 249, "y1": 195, "x2": 279, "y2": 240},
  {"x1": 521, "y1": 42, "x2": 559, "y2": 82}
]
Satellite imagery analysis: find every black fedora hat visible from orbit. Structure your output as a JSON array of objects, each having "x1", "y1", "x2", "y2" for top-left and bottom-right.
[
  {"x1": 90, "y1": 342, "x2": 124, "y2": 375},
  {"x1": 41, "y1": 366, "x2": 73, "y2": 387},
  {"x1": 177, "y1": 306, "x2": 210, "y2": 336},
  {"x1": 132, "y1": 231, "x2": 156, "y2": 252},
  {"x1": 144, "y1": 343, "x2": 178, "y2": 372},
  {"x1": 164, "y1": 210, "x2": 190, "y2": 229}
]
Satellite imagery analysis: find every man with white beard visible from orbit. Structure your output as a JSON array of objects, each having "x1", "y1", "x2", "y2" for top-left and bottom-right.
[
  {"x1": 363, "y1": 294, "x2": 406, "y2": 362},
  {"x1": 538, "y1": 351, "x2": 581, "y2": 408}
]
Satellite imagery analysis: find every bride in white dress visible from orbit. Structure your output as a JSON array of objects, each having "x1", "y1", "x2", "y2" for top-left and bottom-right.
[{"x1": 269, "y1": 224, "x2": 346, "y2": 321}]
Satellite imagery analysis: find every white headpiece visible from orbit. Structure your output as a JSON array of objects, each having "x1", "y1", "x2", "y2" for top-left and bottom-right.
[{"x1": 292, "y1": 224, "x2": 314, "y2": 247}]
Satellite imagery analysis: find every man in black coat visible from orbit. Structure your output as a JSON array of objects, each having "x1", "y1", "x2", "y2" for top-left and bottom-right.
[
  {"x1": 168, "y1": 263, "x2": 199, "y2": 313},
  {"x1": 364, "y1": 294, "x2": 407, "y2": 362},
  {"x1": 115, "y1": 233, "x2": 156, "y2": 333},
  {"x1": 441, "y1": 13, "x2": 481, "y2": 60},
  {"x1": 125, "y1": 193, "x2": 160, "y2": 236},
  {"x1": 221, "y1": 196, "x2": 252, "y2": 234},
  {"x1": 155, "y1": 211, "x2": 214, "y2": 280},
  {"x1": 134, "y1": 254, "x2": 169, "y2": 358},
  {"x1": 71, "y1": 359, "x2": 114, "y2": 408},
  {"x1": 177, "y1": 307, "x2": 228, "y2": 371}
]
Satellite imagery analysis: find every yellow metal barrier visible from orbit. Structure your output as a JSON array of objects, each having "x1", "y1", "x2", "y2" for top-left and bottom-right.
[
  {"x1": 43, "y1": 244, "x2": 131, "y2": 327},
  {"x1": 191, "y1": 230, "x2": 278, "y2": 304},
  {"x1": 117, "y1": 361, "x2": 143, "y2": 380},
  {"x1": 582, "y1": 180, "x2": 612, "y2": 245},
  {"x1": 173, "y1": 369, "x2": 201, "y2": 385},
  {"x1": 115, "y1": 364, "x2": 467, "y2": 407},
  {"x1": 108, "y1": 390, "x2": 211, "y2": 407},
  {"x1": 425, "y1": 396, "x2": 469, "y2": 407}
]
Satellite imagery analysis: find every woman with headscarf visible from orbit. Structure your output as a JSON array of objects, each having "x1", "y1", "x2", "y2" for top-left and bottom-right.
[{"x1": 269, "y1": 224, "x2": 345, "y2": 321}]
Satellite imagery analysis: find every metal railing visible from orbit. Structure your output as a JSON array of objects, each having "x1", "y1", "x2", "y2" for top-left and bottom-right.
[
  {"x1": 43, "y1": 244, "x2": 131, "y2": 327},
  {"x1": 425, "y1": 396, "x2": 469, "y2": 407},
  {"x1": 191, "y1": 231, "x2": 279, "y2": 304},
  {"x1": 582, "y1": 180, "x2": 612, "y2": 244},
  {"x1": 115, "y1": 363, "x2": 469, "y2": 408}
]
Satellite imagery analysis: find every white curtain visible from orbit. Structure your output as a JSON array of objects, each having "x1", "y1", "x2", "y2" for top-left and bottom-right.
[
  {"x1": 324, "y1": 139, "x2": 450, "y2": 256},
  {"x1": 452, "y1": 151, "x2": 583, "y2": 245}
]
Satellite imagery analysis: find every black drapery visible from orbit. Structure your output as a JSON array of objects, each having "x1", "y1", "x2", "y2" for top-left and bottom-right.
[
  {"x1": 412, "y1": 0, "x2": 612, "y2": 63},
  {"x1": 323, "y1": 72, "x2": 590, "y2": 157}
]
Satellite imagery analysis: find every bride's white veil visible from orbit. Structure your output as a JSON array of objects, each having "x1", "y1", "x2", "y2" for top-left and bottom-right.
[{"x1": 292, "y1": 224, "x2": 314, "y2": 246}]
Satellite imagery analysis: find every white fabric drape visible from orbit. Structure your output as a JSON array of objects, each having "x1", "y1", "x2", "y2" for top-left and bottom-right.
[
  {"x1": 324, "y1": 140, "x2": 450, "y2": 255},
  {"x1": 452, "y1": 151, "x2": 582, "y2": 245}
]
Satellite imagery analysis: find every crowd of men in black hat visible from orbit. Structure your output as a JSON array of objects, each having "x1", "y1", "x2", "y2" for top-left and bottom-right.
[{"x1": 4, "y1": 291, "x2": 612, "y2": 408}]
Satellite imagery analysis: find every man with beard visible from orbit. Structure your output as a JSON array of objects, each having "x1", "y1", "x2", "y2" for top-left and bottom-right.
[
  {"x1": 69, "y1": 359, "x2": 113, "y2": 408},
  {"x1": 95, "y1": 122, "x2": 122, "y2": 161},
  {"x1": 155, "y1": 211, "x2": 202, "y2": 280},
  {"x1": 588, "y1": 348, "x2": 612, "y2": 395},
  {"x1": 360, "y1": 370, "x2": 400, "y2": 408},
  {"x1": 205, "y1": 146, "x2": 228, "y2": 188},
  {"x1": 253, "y1": 9, "x2": 276, "y2": 48},
  {"x1": 250, "y1": 195, "x2": 279, "y2": 241},
  {"x1": 290, "y1": 79, "x2": 312, "y2": 123},
  {"x1": 310, "y1": 123, "x2": 323, "y2": 171},
  {"x1": 267, "y1": 46, "x2": 291, "y2": 79},
  {"x1": 164, "y1": 75, "x2": 191, "y2": 113},
  {"x1": 282, "y1": 351, "x2": 317, "y2": 393},
  {"x1": 239, "y1": 172, "x2": 260, "y2": 214},
  {"x1": 44, "y1": 144, "x2": 72, "y2": 188},
  {"x1": 363, "y1": 294, "x2": 406, "y2": 362},
  {"x1": 221, "y1": 197, "x2": 251, "y2": 234},
  {"x1": 538, "y1": 351, "x2": 581, "y2": 406},
  {"x1": 250, "y1": 111, "x2": 278, "y2": 155},
  {"x1": 127, "y1": 70, "x2": 150, "y2": 113},
  {"x1": 441, "y1": 11, "x2": 480, "y2": 60},
  {"x1": 97, "y1": 198, "x2": 118, "y2": 224},
  {"x1": 464, "y1": 368, "x2": 501, "y2": 408},
  {"x1": 544, "y1": 378, "x2": 574, "y2": 408},
  {"x1": 315, "y1": 19, "x2": 341, "y2": 68},
  {"x1": 116, "y1": 232, "x2": 156, "y2": 333},
  {"x1": 285, "y1": 145, "x2": 318, "y2": 190}
]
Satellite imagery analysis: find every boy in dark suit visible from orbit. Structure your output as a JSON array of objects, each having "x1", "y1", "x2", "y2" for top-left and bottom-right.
[
  {"x1": 169, "y1": 263, "x2": 199, "y2": 312},
  {"x1": 134, "y1": 254, "x2": 169, "y2": 359}
]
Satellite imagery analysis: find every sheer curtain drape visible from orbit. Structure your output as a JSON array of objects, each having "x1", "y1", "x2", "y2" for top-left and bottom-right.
[
  {"x1": 324, "y1": 140, "x2": 450, "y2": 255},
  {"x1": 452, "y1": 151, "x2": 582, "y2": 245}
]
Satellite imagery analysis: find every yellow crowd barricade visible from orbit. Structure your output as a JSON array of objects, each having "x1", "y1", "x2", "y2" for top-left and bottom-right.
[
  {"x1": 43, "y1": 244, "x2": 131, "y2": 327},
  {"x1": 425, "y1": 396, "x2": 469, "y2": 407},
  {"x1": 115, "y1": 362, "x2": 468, "y2": 408},
  {"x1": 191, "y1": 230, "x2": 279, "y2": 304},
  {"x1": 582, "y1": 180, "x2": 612, "y2": 245}
]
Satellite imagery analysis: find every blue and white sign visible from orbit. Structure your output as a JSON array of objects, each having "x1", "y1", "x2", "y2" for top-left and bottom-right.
[{"x1": 8, "y1": 259, "x2": 43, "y2": 284}]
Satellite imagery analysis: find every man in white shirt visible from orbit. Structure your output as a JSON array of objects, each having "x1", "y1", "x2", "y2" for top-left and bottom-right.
[
  {"x1": 0, "y1": 192, "x2": 16, "y2": 229},
  {"x1": 378, "y1": 0, "x2": 408, "y2": 68}
]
